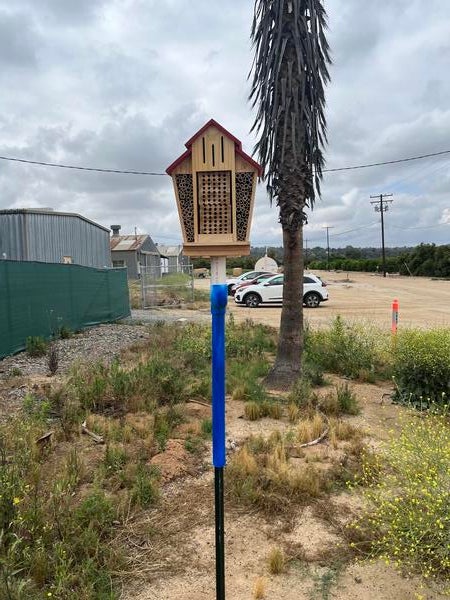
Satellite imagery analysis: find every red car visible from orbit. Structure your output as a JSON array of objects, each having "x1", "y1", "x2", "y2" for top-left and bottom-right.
[{"x1": 231, "y1": 272, "x2": 274, "y2": 296}]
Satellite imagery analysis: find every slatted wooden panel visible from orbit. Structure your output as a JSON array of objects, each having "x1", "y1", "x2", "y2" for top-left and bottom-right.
[{"x1": 197, "y1": 171, "x2": 232, "y2": 235}]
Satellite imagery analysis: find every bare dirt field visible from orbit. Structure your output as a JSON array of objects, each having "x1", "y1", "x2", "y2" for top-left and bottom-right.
[{"x1": 195, "y1": 271, "x2": 450, "y2": 329}]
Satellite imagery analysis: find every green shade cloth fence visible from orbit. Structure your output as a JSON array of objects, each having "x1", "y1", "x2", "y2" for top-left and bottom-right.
[{"x1": 0, "y1": 260, "x2": 130, "y2": 359}]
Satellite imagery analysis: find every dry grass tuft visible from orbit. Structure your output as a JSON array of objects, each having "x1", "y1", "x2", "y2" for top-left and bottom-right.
[
  {"x1": 267, "y1": 547, "x2": 285, "y2": 574},
  {"x1": 288, "y1": 403, "x2": 300, "y2": 423},
  {"x1": 253, "y1": 577, "x2": 267, "y2": 599},
  {"x1": 245, "y1": 401, "x2": 261, "y2": 421},
  {"x1": 297, "y1": 413, "x2": 326, "y2": 444}
]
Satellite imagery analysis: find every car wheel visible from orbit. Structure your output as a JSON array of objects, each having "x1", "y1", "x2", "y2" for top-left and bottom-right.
[
  {"x1": 244, "y1": 293, "x2": 261, "y2": 308},
  {"x1": 304, "y1": 292, "x2": 321, "y2": 308},
  {"x1": 227, "y1": 284, "x2": 234, "y2": 296}
]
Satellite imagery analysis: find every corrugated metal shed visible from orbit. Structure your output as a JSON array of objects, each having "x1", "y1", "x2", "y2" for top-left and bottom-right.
[{"x1": 0, "y1": 208, "x2": 111, "y2": 268}]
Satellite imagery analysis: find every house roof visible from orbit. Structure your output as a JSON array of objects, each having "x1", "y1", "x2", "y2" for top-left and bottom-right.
[
  {"x1": 0, "y1": 208, "x2": 110, "y2": 233},
  {"x1": 110, "y1": 234, "x2": 158, "y2": 253},
  {"x1": 166, "y1": 119, "x2": 262, "y2": 176}
]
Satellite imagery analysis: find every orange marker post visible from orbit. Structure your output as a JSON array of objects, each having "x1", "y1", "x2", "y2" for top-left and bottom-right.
[{"x1": 391, "y1": 298, "x2": 399, "y2": 335}]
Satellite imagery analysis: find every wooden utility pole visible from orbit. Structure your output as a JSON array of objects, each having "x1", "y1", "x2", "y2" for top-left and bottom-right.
[
  {"x1": 370, "y1": 194, "x2": 393, "y2": 277},
  {"x1": 322, "y1": 226, "x2": 334, "y2": 270}
]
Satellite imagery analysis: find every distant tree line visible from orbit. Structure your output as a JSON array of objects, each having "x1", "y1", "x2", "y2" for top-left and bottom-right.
[
  {"x1": 308, "y1": 243, "x2": 450, "y2": 277},
  {"x1": 192, "y1": 243, "x2": 449, "y2": 278}
]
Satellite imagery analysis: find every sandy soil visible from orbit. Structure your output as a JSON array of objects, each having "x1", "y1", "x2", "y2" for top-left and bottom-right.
[
  {"x1": 123, "y1": 379, "x2": 448, "y2": 600},
  {"x1": 194, "y1": 271, "x2": 450, "y2": 329}
]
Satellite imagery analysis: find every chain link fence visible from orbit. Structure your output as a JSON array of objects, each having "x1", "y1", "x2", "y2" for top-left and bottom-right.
[{"x1": 141, "y1": 264, "x2": 194, "y2": 308}]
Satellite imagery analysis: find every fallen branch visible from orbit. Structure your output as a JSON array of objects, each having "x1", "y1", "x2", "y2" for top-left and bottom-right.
[
  {"x1": 186, "y1": 399, "x2": 210, "y2": 408},
  {"x1": 36, "y1": 431, "x2": 54, "y2": 446},
  {"x1": 81, "y1": 420, "x2": 104, "y2": 444}
]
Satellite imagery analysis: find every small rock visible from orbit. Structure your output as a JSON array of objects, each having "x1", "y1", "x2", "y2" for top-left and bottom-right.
[{"x1": 354, "y1": 576, "x2": 362, "y2": 584}]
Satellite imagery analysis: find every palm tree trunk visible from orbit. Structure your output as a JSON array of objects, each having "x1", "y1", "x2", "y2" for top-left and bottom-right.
[{"x1": 266, "y1": 224, "x2": 304, "y2": 388}]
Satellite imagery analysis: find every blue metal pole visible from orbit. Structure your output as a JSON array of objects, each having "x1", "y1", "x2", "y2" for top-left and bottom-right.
[{"x1": 211, "y1": 282, "x2": 228, "y2": 600}]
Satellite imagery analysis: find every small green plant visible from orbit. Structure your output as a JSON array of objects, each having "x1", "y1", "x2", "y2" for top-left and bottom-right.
[
  {"x1": 22, "y1": 393, "x2": 50, "y2": 421},
  {"x1": 9, "y1": 367, "x2": 23, "y2": 377},
  {"x1": 59, "y1": 325, "x2": 73, "y2": 339},
  {"x1": 267, "y1": 547, "x2": 285, "y2": 574},
  {"x1": 132, "y1": 464, "x2": 159, "y2": 508},
  {"x1": 335, "y1": 383, "x2": 360, "y2": 415},
  {"x1": 310, "y1": 565, "x2": 340, "y2": 600},
  {"x1": 184, "y1": 435, "x2": 204, "y2": 455},
  {"x1": 26, "y1": 336, "x2": 48, "y2": 357},
  {"x1": 154, "y1": 413, "x2": 170, "y2": 452},
  {"x1": 104, "y1": 444, "x2": 128, "y2": 471},
  {"x1": 201, "y1": 418, "x2": 212, "y2": 438},
  {"x1": 288, "y1": 378, "x2": 312, "y2": 408}
]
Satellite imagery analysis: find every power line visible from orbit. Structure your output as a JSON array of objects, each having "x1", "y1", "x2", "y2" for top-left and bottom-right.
[
  {"x1": 390, "y1": 222, "x2": 449, "y2": 231},
  {"x1": 322, "y1": 149, "x2": 450, "y2": 173},
  {"x1": 0, "y1": 155, "x2": 166, "y2": 176},
  {"x1": 0, "y1": 148, "x2": 450, "y2": 176}
]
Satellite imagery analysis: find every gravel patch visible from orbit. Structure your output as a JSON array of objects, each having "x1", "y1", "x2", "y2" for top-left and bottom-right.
[
  {"x1": 0, "y1": 323, "x2": 150, "y2": 379},
  {"x1": 129, "y1": 308, "x2": 211, "y2": 325}
]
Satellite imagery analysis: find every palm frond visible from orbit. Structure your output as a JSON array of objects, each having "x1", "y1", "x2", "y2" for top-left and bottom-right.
[{"x1": 250, "y1": 0, "x2": 331, "y2": 230}]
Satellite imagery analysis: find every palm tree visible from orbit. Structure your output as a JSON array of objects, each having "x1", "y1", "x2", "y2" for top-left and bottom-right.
[{"x1": 250, "y1": 0, "x2": 330, "y2": 387}]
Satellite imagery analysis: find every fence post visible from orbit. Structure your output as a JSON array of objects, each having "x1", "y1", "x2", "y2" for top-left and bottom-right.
[
  {"x1": 3, "y1": 262, "x2": 13, "y2": 356},
  {"x1": 210, "y1": 256, "x2": 227, "y2": 600}
]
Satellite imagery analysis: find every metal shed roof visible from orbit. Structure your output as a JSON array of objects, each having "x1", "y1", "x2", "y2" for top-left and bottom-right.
[{"x1": 0, "y1": 208, "x2": 110, "y2": 233}]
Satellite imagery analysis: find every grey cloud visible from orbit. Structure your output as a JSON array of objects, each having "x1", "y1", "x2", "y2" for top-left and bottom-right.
[
  {"x1": 0, "y1": 11, "x2": 39, "y2": 68},
  {"x1": 1, "y1": 0, "x2": 449, "y2": 250}
]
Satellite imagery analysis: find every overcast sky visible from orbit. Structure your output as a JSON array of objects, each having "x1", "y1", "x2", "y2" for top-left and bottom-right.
[{"x1": 1, "y1": 0, "x2": 449, "y2": 248}]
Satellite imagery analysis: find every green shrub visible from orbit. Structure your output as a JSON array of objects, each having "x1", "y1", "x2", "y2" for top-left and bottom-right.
[
  {"x1": 393, "y1": 328, "x2": 450, "y2": 408},
  {"x1": 305, "y1": 317, "x2": 388, "y2": 379},
  {"x1": 352, "y1": 413, "x2": 450, "y2": 580},
  {"x1": 335, "y1": 383, "x2": 360, "y2": 415},
  {"x1": 26, "y1": 336, "x2": 48, "y2": 357}
]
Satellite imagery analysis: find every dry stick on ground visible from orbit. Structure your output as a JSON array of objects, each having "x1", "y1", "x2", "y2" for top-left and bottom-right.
[
  {"x1": 287, "y1": 412, "x2": 330, "y2": 455},
  {"x1": 81, "y1": 420, "x2": 104, "y2": 444},
  {"x1": 187, "y1": 399, "x2": 211, "y2": 408}
]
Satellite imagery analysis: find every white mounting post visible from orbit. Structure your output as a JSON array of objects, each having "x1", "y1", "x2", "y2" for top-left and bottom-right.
[{"x1": 211, "y1": 257, "x2": 227, "y2": 286}]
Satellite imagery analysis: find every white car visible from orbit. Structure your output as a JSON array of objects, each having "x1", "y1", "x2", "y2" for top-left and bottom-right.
[
  {"x1": 226, "y1": 270, "x2": 272, "y2": 295},
  {"x1": 234, "y1": 273, "x2": 328, "y2": 308}
]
